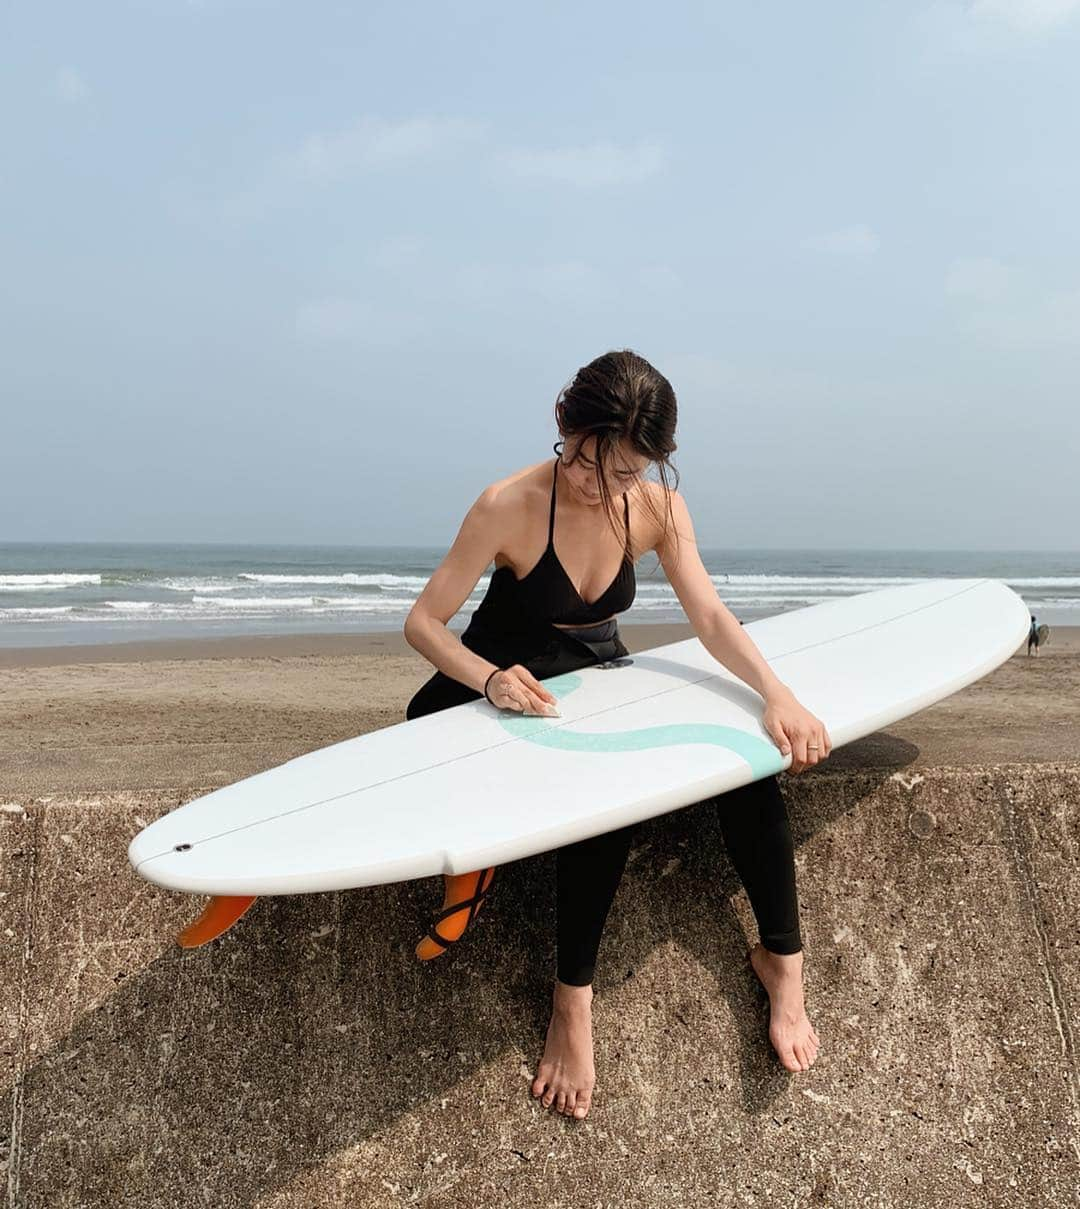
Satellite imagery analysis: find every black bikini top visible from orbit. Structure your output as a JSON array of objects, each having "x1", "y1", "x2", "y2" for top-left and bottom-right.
[{"x1": 493, "y1": 456, "x2": 636, "y2": 625}]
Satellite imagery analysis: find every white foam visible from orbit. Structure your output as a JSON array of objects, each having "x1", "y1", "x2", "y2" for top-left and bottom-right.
[
  {"x1": 239, "y1": 572, "x2": 430, "y2": 587},
  {"x1": 0, "y1": 606, "x2": 75, "y2": 618},
  {"x1": 148, "y1": 579, "x2": 240, "y2": 594},
  {"x1": 0, "y1": 573, "x2": 101, "y2": 590}
]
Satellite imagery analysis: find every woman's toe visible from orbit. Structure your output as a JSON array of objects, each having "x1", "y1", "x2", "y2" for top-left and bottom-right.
[
  {"x1": 556, "y1": 1090, "x2": 567, "y2": 1113},
  {"x1": 563, "y1": 1091, "x2": 577, "y2": 1117},
  {"x1": 531, "y1": 1073, "x2": 547, "y2": 1098},
  {"x1": 574, "y1": 1091, "x2": 591, "y2": 1119}
]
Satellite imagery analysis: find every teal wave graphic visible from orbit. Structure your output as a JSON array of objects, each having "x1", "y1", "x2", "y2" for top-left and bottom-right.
[{"x1": 496, "y1": 672, "x2": 783, "y2": 777}]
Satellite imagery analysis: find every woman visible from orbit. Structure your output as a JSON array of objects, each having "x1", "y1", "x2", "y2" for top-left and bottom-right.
[{"x1": 404, "y1": 349, "x2": 829, "y2": 1122}]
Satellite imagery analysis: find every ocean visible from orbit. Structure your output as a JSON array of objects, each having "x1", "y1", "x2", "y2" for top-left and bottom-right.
[{"x1": 0, "y1": 542, "x2": 1076, "y2": 649}]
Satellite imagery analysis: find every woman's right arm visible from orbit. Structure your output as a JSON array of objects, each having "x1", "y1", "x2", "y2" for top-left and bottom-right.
[
  {"x1": 403, "y1": 487, "x2": 503, "y2": 695},
  {"x1": 404, "y1": 488, "x2": 557, "y2": 715}
]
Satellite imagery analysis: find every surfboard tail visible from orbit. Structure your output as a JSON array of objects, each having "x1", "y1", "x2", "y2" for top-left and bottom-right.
[{"x1": 177, "y1": 894, "x2": 258, "y2": 948}]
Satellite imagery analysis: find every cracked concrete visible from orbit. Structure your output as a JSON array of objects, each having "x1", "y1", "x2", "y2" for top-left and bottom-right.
[{"x1": 996, "y1": 775, "x2": 1080, "y2": 1144}]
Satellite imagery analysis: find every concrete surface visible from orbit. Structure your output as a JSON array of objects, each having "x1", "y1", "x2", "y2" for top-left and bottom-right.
[{"x1": 3, "y1": 763, "x2": 1078, "y2": 1207}]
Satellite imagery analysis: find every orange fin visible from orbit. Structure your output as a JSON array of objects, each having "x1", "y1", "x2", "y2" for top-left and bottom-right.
[
  {"x1": 415, "y1": 867, "x2": 496, "y2": 961},
  {"x1": 177, "y1": 894, "x2": 258, "y2": 948}
]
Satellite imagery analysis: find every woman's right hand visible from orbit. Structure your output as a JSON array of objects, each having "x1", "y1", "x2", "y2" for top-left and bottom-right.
[{"x1": 487, "y1": 665, "x2": 560, "y2": 716}]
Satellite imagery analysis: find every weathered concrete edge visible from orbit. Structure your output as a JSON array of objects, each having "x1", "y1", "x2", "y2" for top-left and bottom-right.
[{"x1": 1, "y1": 799, "x2": 36, "y2": 1208}]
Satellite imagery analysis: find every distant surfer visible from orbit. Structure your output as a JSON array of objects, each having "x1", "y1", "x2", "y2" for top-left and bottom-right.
[
  {"x1": 404, "y1": 349, "x2": 831, "y2": 1120},
  {"x1": 1027, "y1": 614, "x2": 1041, "y2": 657}
]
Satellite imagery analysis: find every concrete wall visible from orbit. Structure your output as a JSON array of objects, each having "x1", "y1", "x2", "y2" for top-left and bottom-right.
[{"x1": 3, "y1": 765, "x2": 1078, "y2": 1207}]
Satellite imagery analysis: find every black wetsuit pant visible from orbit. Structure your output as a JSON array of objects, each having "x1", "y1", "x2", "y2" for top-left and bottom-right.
[{"x1": 405, "y1": 619, "x2": 802, "y2": 987}]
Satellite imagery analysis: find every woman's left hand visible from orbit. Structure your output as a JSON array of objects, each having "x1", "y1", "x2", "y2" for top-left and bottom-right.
[{"x1": 762, "y1": 688, "x2": 832, "y2": 774}]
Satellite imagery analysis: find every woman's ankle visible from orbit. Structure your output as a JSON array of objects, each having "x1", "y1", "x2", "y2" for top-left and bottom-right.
[
  {"x1": 553, "y1": 978, "x2": 594, "y2": 1008},
  {"x1": 755, "y1": 946, "x2": 805, "y2": 978},
  {"x1": 757, "y1": 941, "x2": 803, "y2": 960}
]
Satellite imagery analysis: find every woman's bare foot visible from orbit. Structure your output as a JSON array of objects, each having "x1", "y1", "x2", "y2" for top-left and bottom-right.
[
  {"x1": 531, "y1": 980, "x2": 596, "y2": 1120},
  {"x1": 748, "y1": 942, "x2": 821, "y2": 1073}
]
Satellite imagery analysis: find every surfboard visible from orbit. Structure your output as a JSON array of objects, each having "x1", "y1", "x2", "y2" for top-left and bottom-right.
[
  {"x1": 1037, "y1": 624, "x2": 1050, "y2": 646},
  {"x1": 128, "y1": 579, "x2": 1028, "y2": 942}
]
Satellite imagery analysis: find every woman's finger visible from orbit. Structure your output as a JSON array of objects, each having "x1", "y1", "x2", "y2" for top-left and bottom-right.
[
  {"x1": 523, "y1": 670, "x2": 557, "y2": 705},
  {"x1": 496, "y1": 671, "x2": 555, "y2": 716},
  {"x1": 770, "y1": 720, "x2": 793, "y2": 760},
  {"x1": 791, "y1": 728, "x2": 809, "y2": 771},
  {"x1": 769, "y1": 715, "x2": 803, "y2": 773},
  {"x1": 495, "y1": 673, "x2": 522, "y2": 710},
  {"x1": 503, "y1": 667, "x2": 534, "y2": 710},
  {"x1": 524, "y1": 691, "x2": 558, "y2": 716},
  {"x1": 815, "y1": 718, "x2": 830, "y2": 757}
]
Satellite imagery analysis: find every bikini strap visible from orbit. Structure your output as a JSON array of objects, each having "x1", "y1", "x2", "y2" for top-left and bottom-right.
[{"x1": 547, "y1": 456, "x2": 559, "y2": 548}]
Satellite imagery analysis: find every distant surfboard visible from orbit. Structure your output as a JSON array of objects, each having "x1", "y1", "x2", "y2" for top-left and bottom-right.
[
  {"x1": 129, "y1": 579, "x2": 1029, "y2": 910},
  {"x1": 1037, "y1": 624, "x2": 1050, "y2": 646}
]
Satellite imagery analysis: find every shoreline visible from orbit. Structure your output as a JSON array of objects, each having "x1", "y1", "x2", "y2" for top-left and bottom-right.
[{"x1": 0, "y1": 620, "x2": 1073, "y2": 669}]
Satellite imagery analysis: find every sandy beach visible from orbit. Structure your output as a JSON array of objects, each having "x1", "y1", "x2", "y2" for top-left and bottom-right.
[{"x1": 1, "y1": 621, "x2": 1076, "y2": 797}]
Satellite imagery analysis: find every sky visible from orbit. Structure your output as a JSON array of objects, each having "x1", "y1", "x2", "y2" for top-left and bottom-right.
[{"x1": 2, "y1": 0, "x2": 1078, "y2": 550}]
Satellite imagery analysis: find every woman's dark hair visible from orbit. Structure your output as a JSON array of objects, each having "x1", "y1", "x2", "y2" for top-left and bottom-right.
[{"x1": 554, "y1": 348, "x2": 681, "y2": 575}]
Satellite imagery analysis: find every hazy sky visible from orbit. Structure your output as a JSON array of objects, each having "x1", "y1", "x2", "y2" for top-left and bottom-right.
[{"x1": 3, "y1": 1, "x2": 1078, "y2": 550}]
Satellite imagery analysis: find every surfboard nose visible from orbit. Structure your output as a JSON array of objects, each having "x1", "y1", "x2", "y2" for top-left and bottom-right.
[{"x1": 127, "y1": 827, "x2": 156, "y2": 873}]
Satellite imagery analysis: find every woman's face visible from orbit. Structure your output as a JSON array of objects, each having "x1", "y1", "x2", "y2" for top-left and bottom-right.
[{"x1": 562, "y1": 435, "x2": 648, "y2": 505}]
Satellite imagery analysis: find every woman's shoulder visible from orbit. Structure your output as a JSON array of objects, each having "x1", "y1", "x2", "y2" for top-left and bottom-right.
[
  {"x1": 466, "y1": 461, "x2": 551, "y2": 550},
  {"x1": 638, "y1": 476, "x2": 678, "y2": 554},
  {"x1": 483, "y1": 458, "x2": 551, "y2": 510}
]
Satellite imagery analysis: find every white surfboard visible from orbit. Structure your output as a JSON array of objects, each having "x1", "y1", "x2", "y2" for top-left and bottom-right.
[{"x1": 128, "y1": 579, "x2": 1029, "y2": 898}]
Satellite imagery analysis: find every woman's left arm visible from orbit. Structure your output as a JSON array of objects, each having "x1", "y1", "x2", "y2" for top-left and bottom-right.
[
  {"x1": 696, "y1": 609, "x2": 832, "y2": 774},
  {"x1": 655, "y1": 486, "x2": 832, "y2": 774}
]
